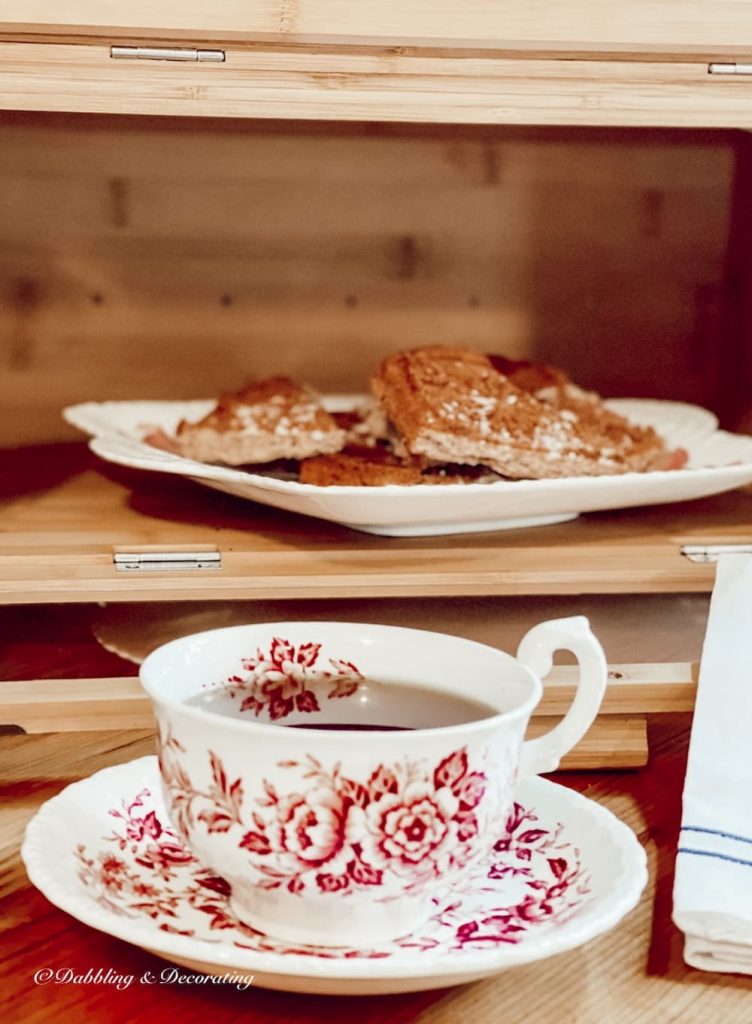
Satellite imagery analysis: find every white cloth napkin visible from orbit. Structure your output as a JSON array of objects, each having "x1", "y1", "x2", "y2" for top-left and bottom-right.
[{"x1": 673, "y1": 553, "x2": 752, "y2": 973}]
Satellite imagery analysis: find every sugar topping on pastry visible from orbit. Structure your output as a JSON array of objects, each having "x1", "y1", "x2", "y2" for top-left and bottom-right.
[
  {"x1": 371, "y1": 346, "x2": 672, "y2": 479},
  {"x1": 174, "y1": 377, "x2": 346, "y2": 466},
  {"x1": 487, "y1": 353, "x2": 681, "y2": 472},
  {"x1": 145, "y1": 352, "x2": 685, "y2": 482}
]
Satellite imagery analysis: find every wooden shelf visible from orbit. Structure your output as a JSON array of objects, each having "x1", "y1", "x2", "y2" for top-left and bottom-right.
[
  {"x1": 2, "y1": 444, "x2": 752, "y2": 604},
  {"x1": 0, "y1": 672, "x2": 670, "y2": 769},
  {"x1": 0, "y1": 664, "x2": 696, "y2": 733},
  {"x1": 0, "y1": 603, "x2": 699, "y2": 769},
  {"x1": 0, "y1": 604, "x2": 688, "y2": 771}
]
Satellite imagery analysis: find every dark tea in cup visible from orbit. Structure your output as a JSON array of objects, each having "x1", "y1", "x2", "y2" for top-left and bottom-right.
[{"x1": 185, "y1": 676, "x2": 498, "y2": 731}]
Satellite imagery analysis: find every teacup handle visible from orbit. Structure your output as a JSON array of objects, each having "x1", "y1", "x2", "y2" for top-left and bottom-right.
[{"x1": 516, "y1": 616, "x2": 607, "y2": 777}]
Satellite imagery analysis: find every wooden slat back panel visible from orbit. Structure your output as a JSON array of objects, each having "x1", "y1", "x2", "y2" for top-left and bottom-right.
[{"x1": 0, "y1": 115, "x2": 734, "y2": 445}]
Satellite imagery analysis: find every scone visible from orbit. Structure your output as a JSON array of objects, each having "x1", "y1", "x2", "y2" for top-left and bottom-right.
[
  {"x1": 488, "y1": 354, "x2": 684, "y2": 472},
  {"x1": 299, "y1": 447, "x2": 500, "y2": 486},
  {"x1": 173, "y1": 377, "x2": 346, "y2": 466},
  {"x1": 330, "y1": 402, "x2": 390, "y2": 447},
  {"x1": 371, "y1": 346, "x2": 673, "y2": 479},
  {"x1": 300, "y1": 450, "x2": 425, "y2": 486}
]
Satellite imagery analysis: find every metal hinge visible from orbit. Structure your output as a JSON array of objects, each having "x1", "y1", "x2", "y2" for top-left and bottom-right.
[
  {"x1": 114, "y1": 551, "x2": 222, "y2": 572},
  {"x1": 110, "y1": 46, "x2": 225, "y2": 63},
  {"x1": 708, "y1": 62, "x2": 752, "y2": 76},
  {"x1": 681, "y1": 544, "x2": 752, "y2": 563}
]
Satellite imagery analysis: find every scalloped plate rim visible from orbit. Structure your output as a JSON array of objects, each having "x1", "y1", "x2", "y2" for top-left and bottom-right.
[{"x1": 66, "y1": 397, "x2": 731, "y2": 498}]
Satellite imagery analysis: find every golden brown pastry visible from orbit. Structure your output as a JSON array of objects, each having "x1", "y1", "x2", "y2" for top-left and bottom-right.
[
  {"x1": 371, "y1": 346, "x2": 675, "y2": 479},
  {"x1": 173, "y1": 377, "x2": 346, "y2": 466}
]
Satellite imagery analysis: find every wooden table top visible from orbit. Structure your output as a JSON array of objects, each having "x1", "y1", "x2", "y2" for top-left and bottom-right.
[{"x1": 3, "y1": 717, "x2": 752, "y2": 1023}]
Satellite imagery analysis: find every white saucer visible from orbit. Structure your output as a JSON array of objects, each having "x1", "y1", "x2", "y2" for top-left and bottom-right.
[{"x1": 22, "y1": 757, "x2": 646, "y2": 996}]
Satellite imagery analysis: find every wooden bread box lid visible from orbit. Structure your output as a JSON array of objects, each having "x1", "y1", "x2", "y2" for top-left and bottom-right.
[
  {"x1": 1, "y1": 0, "x2": 751, "y2": 57},
  {"x1": 4, "y1": 3, "x2": 752, "y2": 128}
]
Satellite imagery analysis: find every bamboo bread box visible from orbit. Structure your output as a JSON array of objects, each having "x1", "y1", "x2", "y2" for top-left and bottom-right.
[
  {"x1": 4, "y1": 0, "x2": 752, "y2": 771},
  {"x1": 11, "y1": 7, "x2": 752, "y2": 1021}
]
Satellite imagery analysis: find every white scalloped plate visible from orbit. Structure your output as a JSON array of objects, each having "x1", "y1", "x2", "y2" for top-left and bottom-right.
[
  {"x1": 63, "y1": 397, "x2": 751, "y2": 536},
  {"x1": 22, "y1": 757, "x2": 646, "y2": 996}
]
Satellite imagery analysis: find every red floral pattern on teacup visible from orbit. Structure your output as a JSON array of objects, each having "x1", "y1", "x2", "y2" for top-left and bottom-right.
[
  {"x1": 74, "y1": 784, "x2": 591, "y2": 957},
  {"x1": 159, "y1": 732, "x2": 487, "y2": 897},
  {"x1": 220, "y1": 637, "x2": 363, "y2": 721}
]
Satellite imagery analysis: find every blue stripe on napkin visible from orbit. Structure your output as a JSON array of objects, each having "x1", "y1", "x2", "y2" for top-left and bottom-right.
[
  {"x1": 678, "y1": 846, "x2": 752, "y2": 869},
  {"x1": 681, "y1": 825, "x2": 752, "y2": 847}
]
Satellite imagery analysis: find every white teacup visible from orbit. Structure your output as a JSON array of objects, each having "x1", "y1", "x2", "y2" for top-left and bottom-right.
[{"x1": 140, "y1": 618, "x2": 606, "y2": 947}]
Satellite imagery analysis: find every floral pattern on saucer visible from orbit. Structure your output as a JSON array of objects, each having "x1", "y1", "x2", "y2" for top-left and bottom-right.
[{"x1": 74, "y1": 781, "x2": 591, "y2": 959}]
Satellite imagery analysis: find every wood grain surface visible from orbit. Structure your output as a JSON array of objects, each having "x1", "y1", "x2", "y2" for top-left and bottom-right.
[
  {"x1": 0, "y1": 598, "x2": 701, "y2": 773},
  {"x1": 4, "y1": 718, "x2": 752, "y2": 1022},
  {"x1": 3, "y1": 446, "x2": 751, "y2": 603},
  {"x1": 3, "y1": 44, "x2": 752, "y2": 128},
  {"x1": 0, "y1": 665, "x2": 697, "y2": 730},
  {"x1": 2, "y1": 0, "x2": 752, "y2": 55},
  {"x1": 0, "y1": 116, "x2": 732, "y2": 447},
  {"x1": 0, "y1": 671, "x2": 653, "y2": 767}
]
